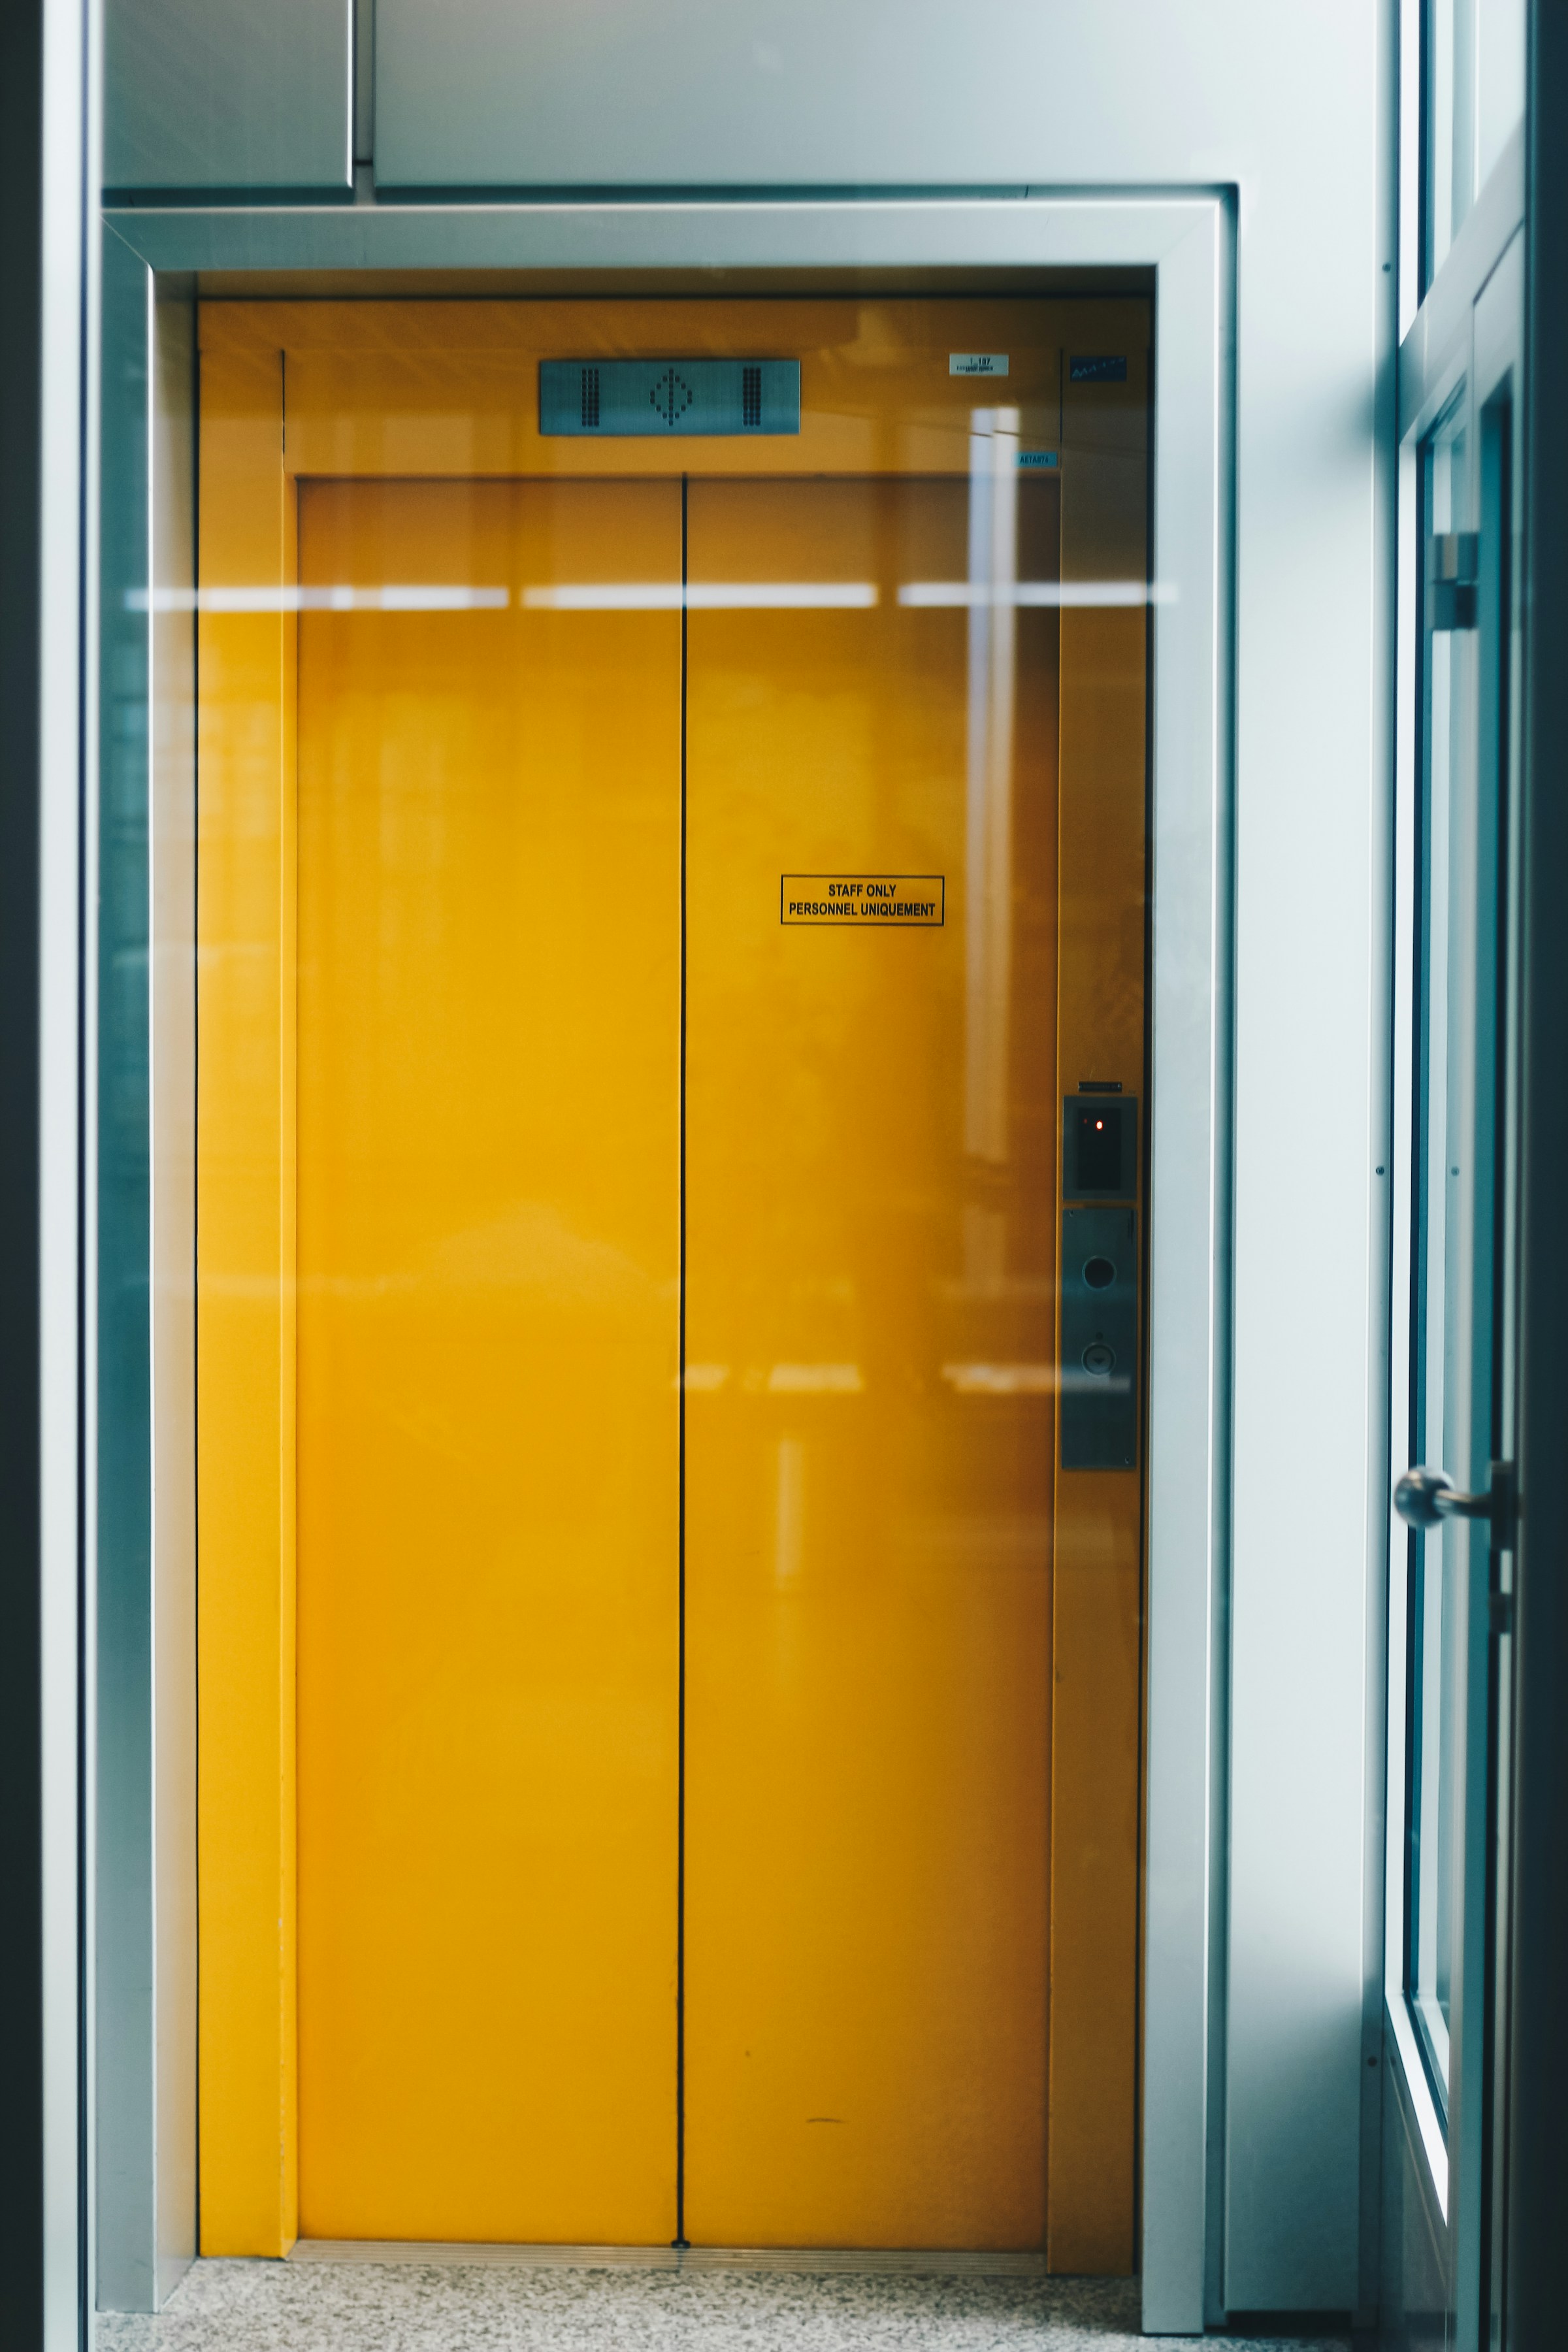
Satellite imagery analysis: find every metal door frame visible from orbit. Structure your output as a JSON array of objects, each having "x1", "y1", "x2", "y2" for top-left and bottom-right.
[{"x1": 98, "y1": 193, "x2": 1232, "y2": 2332}]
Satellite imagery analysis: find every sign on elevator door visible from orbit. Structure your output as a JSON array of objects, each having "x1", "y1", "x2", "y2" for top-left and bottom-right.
[{"x1": 780, "y1": 874, "x2": 945, "y2": 925}]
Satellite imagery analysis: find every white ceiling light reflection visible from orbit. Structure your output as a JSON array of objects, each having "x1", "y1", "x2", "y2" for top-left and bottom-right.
[
  {"x1": 523, "y1": 583, "x2": 879, "y2": 610},
  {"x1": 900, "y1": 581, "x2": 1176, "y2": 608},
  {"x1": 127, "y1": 585, "x2": 510, "y2": 612},
  {"x1": 765, "y1": 1364, "x2": 864, "y2": 1395},
  {"x1": 129, "y1": 581, "x2": 1171, "y2": 615},
  {"x1": 941, "y1": 1363, "x2": 1056, "y2": 1395},
  {"x1": 964, "y1": 408, "x2": 1019, "y2": 1169}
]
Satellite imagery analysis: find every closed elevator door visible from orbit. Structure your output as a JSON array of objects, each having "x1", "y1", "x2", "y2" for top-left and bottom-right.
[
  {"x1": 685, "y1": 473, "x2": 1060, "y2": 2246},
  {"x1": 295, "y1": 478, "x2": 683, "y2": 2242},
  {"x1": 199, "y1": 297, "x2": 1145, "y2": 2264}
]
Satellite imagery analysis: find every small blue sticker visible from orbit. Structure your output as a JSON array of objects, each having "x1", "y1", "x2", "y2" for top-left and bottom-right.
[
  {"x1": 1070, "y1": 355, "x2": 1128, "y2": 384},
  {"x1": 1018, "y1": 450, "x2": 1059, "y2": 468}
]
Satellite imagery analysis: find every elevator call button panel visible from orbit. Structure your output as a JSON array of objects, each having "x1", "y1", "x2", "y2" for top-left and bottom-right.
[{"x1": 1060, "y1": 1207, "x2": 1138, "y2": 1471}]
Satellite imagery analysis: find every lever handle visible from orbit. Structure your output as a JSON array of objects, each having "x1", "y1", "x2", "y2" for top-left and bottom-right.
[{"x1": 1394, "y1": 1460, "x2": 1516, "y2": 1541}]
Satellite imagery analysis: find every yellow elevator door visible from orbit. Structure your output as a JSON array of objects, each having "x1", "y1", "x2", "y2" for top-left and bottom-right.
[
  {"x1": 197, "y1": 297, "x2": 1145, "y2": 2265},
  {"x1": 295, "y1": 477, "x2": 683, "y2": 2242},
  {"x1": 685, "y1": 474, "x2": 1060, "y2": 2246}
]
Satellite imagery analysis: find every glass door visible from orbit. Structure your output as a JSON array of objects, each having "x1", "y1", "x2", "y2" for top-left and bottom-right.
[
  {"x1": 1392, "y1": 234, "x2": 1523, "y2": 2347},
  {"x1": 191, "y1": 295, "x2": 1152, "y2": 2264}
]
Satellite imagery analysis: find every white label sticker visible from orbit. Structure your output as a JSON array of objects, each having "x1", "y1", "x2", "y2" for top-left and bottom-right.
[{"x1": 949, "y1": 353, "x2": 1009, "y2": 377}]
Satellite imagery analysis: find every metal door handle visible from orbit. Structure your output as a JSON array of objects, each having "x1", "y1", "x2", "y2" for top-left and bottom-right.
[{"x1": 1394, "y1": 1460, "x2": 1516, "y2": 1541}]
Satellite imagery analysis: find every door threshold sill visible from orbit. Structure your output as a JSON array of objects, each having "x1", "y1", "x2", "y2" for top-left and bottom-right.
[{"x1": 287, "y1": 2241, "x2": 1054, "y2": 2275}]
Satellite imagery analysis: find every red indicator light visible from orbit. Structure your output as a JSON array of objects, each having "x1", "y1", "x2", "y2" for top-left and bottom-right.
[{"x1": 1095, "y1": 1119, "x2": 1104, "y2": 1130}]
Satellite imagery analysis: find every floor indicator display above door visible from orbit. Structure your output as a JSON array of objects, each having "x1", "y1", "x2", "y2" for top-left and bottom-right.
[{"x1": 540, "y1": 359, "x2": 801, "y2": 436}]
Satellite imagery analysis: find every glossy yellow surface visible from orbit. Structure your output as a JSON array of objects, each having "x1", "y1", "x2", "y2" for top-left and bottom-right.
[
  {"x1": 196, "y1": 297, "x2": 1147, "y2": 2262},
  {"x1": 195, "y1": 336, "x2": 300, "y2": 2256},
  {"x1": 295, "y1": 479, "x2": 682, "y2": 2240},
  {"x1": 684, "y1": 474, "x2": 1060, "y2": 2246}
]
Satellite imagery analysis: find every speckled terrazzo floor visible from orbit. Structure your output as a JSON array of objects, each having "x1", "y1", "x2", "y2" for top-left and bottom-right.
[{"x1": 97, "y1": 2258, "x2": 1354, "y2": 2350}]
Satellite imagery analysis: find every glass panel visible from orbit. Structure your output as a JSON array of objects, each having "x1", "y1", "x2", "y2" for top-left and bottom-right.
[
  {"x1": 1475, "y1": 0, "x2": 1527, "y2": 190},
  {"x1": 1424, "y1": 0, "x2": 1527, "y2": 284},
  {"x1": 1407, "y1": 417, "x2": 1470, "y2": 2106},
  {"x1": 1395, "y1": 302, "x2": 1522, "y2": 2342},
  {"x1": 182, "y1": 295, "x2": 1152, "y2": 2253}
]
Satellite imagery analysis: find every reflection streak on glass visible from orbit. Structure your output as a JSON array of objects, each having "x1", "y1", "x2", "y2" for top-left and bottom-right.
[
  {"x1": 136, "y1": 583, "x2": 511, "y2": 612},
  {"x1": 900, "y1": 581, "x2": 1164, "y2": 608},
  {"x1": 524, "y1": 583, "x2": 879, "y2": 610},
  {"x1": 940, "y1": 1364, "x2": 1055, "y2": 1395},
  {"x1": 964, "y1": 408, "x2": 1019, "y2": 1164},
  {"x1": 764, "y1": 1364, "x2": 864, "y2": 1395},
  {"x1": 135, "y1": 583, "x2": 885, "y2": 613}
]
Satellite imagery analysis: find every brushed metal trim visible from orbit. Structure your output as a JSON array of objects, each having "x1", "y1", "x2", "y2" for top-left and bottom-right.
[{"x1": 287, "y1": 2240, "x2": 1054, "y2": 2274}]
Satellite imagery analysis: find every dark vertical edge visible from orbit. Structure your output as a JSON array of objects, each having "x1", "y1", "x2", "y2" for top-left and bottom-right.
[
  {"x1": 0, "y1": 0, "x2": 50, "y2": 2335},
  {"x1": 353, "y1": 0, "x2": 376, "y2": 171},
  {"x1": 1477, "y1": 387, "x2": 1512, "y2": 2340},
  {"x1": 74, "y1": 2, "x2": 92, "y2": 2337},
  {"x1": 189, "y1": 295, "x2": 203, "y2": 2263},
  {"x1": 674, "y1": 474, "x2": 689, "y2": 2249},
  {"x1": 95, "y1": 225, "x2": 155, "y2": 2312},
  {"x1": 1505, "y1": 8, "x2": 1568, "y2": 2347}
]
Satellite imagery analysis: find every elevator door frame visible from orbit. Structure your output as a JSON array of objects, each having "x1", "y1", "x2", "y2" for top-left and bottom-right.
[
  {"x1": 196, "y1": 297, "x2": 1146, "y2": 2264},
  {"x1": 104, "y1": 197, "x2": 1232, "y2": 2336}
]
